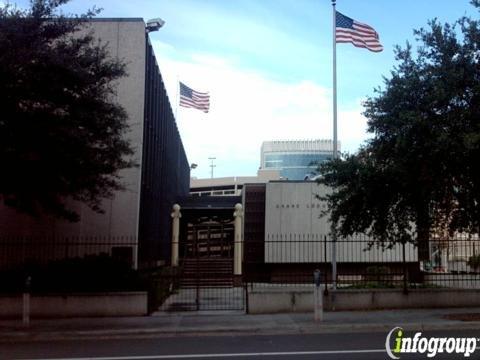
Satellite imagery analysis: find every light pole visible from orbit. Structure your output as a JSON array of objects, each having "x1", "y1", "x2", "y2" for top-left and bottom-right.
[
  {"x1": 190, "y1": 163, "x2": 198, "y2": 179},
  {"x1": 208, "y1": 157, "x2": 216, "y2": 179}
]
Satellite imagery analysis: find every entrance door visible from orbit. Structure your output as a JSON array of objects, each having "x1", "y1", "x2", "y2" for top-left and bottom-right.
[{"x1": 185, "y1": 221, "x2": 234, "y2": 259}]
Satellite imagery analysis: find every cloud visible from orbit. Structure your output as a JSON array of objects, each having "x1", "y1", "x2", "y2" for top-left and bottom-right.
[{"x1": 153, "y1": 42, "x2": 369, "y2": 178}]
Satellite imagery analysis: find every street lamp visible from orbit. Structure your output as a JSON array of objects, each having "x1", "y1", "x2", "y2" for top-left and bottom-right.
[{"x1": 146, "y1": 18, "x2": 165, "y2": 33}]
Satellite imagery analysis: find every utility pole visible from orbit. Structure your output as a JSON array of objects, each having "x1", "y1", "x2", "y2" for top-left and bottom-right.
[{"x1": 208, "y1": 157, "x2": 216, "y2": 179}]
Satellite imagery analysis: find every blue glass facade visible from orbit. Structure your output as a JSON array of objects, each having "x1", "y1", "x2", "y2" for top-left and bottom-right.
[{"x1": 263, "y1": 153, "x2": 331, "y2": 180}]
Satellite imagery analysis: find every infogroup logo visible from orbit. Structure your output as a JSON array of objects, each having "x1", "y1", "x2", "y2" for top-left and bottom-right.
[{"x1": 385, "y1": 327, "x2": 478, "y2": 358}]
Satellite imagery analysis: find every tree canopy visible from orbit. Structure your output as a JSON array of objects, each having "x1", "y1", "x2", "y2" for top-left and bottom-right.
[
  {"x1": 318, "y1": 1, "x2": 480, "y2": 254},
  {"x1": 0, "y1": 0, "x2": 135, "y2": 221}
]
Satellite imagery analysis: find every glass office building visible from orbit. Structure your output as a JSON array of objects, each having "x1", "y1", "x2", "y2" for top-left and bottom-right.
[{"x1": 260, "y1": 140, "x2": 339, "y2": 180}]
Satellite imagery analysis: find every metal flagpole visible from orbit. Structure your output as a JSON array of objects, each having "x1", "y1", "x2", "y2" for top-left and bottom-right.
[{"x1": 331, "y1": 0, "x2": 338, "y2": 291}]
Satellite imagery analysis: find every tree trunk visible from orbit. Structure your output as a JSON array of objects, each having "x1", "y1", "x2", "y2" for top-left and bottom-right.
[{"x1": 416, "y1": 210, "x2": 431, "y2": 262}]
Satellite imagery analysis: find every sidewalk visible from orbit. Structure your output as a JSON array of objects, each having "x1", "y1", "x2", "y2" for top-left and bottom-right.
[{"x1": 1, "y1": 308, "x2": 480, "y2": 342}]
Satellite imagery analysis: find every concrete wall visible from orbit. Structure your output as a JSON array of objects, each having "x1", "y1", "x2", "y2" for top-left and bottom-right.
[
  {"x1": 190, "y1": 169, "x2": 281, "y2": 195},
  {"x1": 264, "y1": 182, "x2": 418, "y2": 263},
  {"x1": 0, "y1": 292, "x2": 147, "y2": 318},
  {"x1": 248, "y1": 288, "x2": 480, "y2": 314}
]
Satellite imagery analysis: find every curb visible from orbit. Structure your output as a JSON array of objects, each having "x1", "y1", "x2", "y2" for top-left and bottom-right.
[{"x1": 1, "y1": 321, "x2": 480, "y2": 342}]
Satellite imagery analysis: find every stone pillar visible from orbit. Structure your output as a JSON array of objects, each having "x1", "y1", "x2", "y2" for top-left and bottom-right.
[
  {"x1": 171, "y1": 204, "x2": 181, "y2": 267},
  {"x1": 233, "y1": 203, "x2": 244, "y2": 275}
]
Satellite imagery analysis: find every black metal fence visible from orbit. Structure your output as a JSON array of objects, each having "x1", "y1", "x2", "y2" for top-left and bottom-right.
[
  {"x1": 244, "y1": 235, "x2": 480, "y2": 291},
  {"x1": 3, "y1": 234, "x2": 479, "y2": 310},
  {"x1": 0, "y1": 236, "x2": 139, "y2": 294},
  {"x1": 421, "y1": 237, "x2": 480, "y2": 290},
  {"x1": 156, "y1": 239, "x2": 245, "y2": 312},
  {"x1": 0, "y1": 236, "x2": 137, "y2": 270}
]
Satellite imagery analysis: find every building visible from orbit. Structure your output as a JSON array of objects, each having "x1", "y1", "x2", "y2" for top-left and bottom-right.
[
  {"x1": 189, "y1": 169, "x2": 280, "y2": 197},
  {"x1": 0, "y1": 18, "x2": 190, "y2": 269},
  {"x1": 260, "y1": 139, "x2": 339, "y2": 180},
  {"x1": 242, "y1": 181, "x2": 420, "y2": 283}
]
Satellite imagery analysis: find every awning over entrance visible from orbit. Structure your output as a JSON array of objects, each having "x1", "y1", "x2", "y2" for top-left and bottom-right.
[{"x1": 178, "y1": 195, "x2": 242, "y2": 210}]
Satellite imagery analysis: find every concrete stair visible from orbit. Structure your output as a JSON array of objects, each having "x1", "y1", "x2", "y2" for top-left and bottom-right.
[{"x1": 180, "y1": 258, "x2": 234, "y2": 288}]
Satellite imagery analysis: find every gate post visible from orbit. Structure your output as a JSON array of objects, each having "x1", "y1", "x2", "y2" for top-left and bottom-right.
[
  {"x1": 233, "y1": 203, "x2": 244, "y2": 276},
  {"x1": 171, "y1": 204, "x2": 181, "y2": 267}
]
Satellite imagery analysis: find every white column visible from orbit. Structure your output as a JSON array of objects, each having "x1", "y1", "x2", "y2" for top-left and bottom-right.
[
  {"x1": 233, "y1": 203, "x2": 244, "y2": 275},
  {"x1": 171, "y1": 204, "x2": 181, "y2": 267}
]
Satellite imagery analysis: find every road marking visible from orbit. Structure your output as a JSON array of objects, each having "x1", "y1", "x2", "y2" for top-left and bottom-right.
[{"x1": 26, "y1": 349, "x2": 386, "y2": 360}]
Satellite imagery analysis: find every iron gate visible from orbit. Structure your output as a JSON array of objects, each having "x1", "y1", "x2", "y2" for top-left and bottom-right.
[{"x1": 158, "y1": 221, "x2": 245, "y2": 311}]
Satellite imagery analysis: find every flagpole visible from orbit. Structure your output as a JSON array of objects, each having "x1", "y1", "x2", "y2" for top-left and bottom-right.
[
  {"x1": 332, "y1": 1, "x2": 338, "y2": 159},
  {"x1": 331, "y1": 0, "x2": 338, "y2": 291}
]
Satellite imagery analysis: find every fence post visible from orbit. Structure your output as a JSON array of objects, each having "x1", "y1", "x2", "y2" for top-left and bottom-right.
[
  {"x1": 171, "y1": 204, "x2": 181, "y2": 267},
  {"x1": 402, "y1": 241, "x2": 408, "y2": 295},
  {"x1": 331, "y1": 230, "x2": 337, "y2": 290},
  {"x1": 233, "y1": 204, "x2": 244, "y2": 276},
  {"x1": 195, "y1": 227, "x2": 200, "y2": 311},
  {"x1": 22, "y1": 276, "x2": 31, "y2": 326},
  {"x1": 244, "y1": 281, "x2": 249, "y2": 314},
  {"x1": 314, "y1": 269, "x2": 323, "y2": 322},
  {"x1": 324, "y1": 235, "x2": 329, "y2": 296}
]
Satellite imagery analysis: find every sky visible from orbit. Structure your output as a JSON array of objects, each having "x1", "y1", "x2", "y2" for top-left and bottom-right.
[{"x1": 10, "y1": 0, "x2": 478, "y2": 178}]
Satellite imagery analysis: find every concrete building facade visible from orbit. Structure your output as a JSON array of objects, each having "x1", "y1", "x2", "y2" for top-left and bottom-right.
[
  {"x1": 263, "y1": 181, "x2": 417, "y2": 264},
  {"x1": 242, "y1": 181, "x2": 421, "y2": 284},
  {"x1": 0, "y1": 19, "x2": 190, "y2": 269}
]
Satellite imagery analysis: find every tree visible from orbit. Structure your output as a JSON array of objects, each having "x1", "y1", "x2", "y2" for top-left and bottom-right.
[
  {"x1": 318, "y1": 1, "x2": 480, "y2": 257},
  {"x1": 0, "y1": 0, "x2": 135, "y2": 222}
]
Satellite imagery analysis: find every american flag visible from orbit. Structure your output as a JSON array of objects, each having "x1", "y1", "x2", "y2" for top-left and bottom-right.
[
  {"x1": 335, "y1": 11, "x2": 383, "y2": 53},
  {"x1": 179, "y1": 82, "x2": 210, "y2": 113}
]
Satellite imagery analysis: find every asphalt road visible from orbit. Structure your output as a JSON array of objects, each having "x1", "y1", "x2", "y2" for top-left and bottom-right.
[{"x1": 1, "y1": 330, "x2": 479, "y2": 360}]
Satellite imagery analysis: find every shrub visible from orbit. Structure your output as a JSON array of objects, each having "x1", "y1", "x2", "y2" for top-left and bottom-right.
[
  {"x1": 0, "y1": 253, "x2": 143, "y2": 293},
  {"x1": 364, "y1": 266, "x2": 394, "y2": 287},
  {"x1": 468, "y1": 254, "x2": 480, "y2": 272}
]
